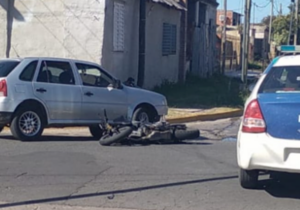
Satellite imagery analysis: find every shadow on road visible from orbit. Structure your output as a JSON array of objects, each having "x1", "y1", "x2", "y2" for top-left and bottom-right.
[
  {"x1": 99, "y1": 138, "x2": 212, "y2": 147},
  {"x1": 0, "y1": 135, "x2": 210, "y2": 145},
  {"x1": 0, "y1": 135, "x2": 97, "y2": 142},
  {"x1": 260, "y1": 173, "x2": 300, "y2": 199},
  {"x1": 0, "y1": 175, "x2": 238, "y2": 208}
]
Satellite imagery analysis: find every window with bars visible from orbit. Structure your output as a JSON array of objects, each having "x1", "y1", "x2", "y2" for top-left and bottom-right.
[
  {"x1": 113, "y1": 1, "x2": 125, "y2": 51},
  {"x1": 162, "y1": 23, "x2": 177, "y2": 56}
]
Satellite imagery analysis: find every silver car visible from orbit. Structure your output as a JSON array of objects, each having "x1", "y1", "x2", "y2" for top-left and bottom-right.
[{"x1": 0, "y1": 57, "x2": 168, "y2": 141}]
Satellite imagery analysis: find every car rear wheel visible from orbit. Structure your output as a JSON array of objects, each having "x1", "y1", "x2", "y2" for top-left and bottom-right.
[
  {"x1": 10, "y1": 107, "x2": 45, "y2": 141},
  {"x1": 89, "y1": 125, "x2": 103, "y2": 139},
  {"x1": 239, "y1": 168, "x2": 259, "y2": 189}
]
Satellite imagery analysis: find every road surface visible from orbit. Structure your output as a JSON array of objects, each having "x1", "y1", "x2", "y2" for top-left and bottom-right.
[{"x1": 0, "y1": 118, "x2": 300, "y2": 210}]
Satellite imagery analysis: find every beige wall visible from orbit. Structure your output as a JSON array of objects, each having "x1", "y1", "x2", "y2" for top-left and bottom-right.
[
  {"x1": 1, "y1": 0, "x2": 105, "y2": 62},
  {"x1": 144, "y1": 1, "x2": 181, "y2": 89},
  {"x1": 0, "y1": 1, "x2": 7, "y2": 57},
  {"x1": 101, "y1": 0, "x2": 139, "y2": 81}
]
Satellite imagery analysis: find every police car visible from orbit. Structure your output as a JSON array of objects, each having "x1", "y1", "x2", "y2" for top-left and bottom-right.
[{"x1": 237, "y1": 45, "x2": 300, "y2": 189}]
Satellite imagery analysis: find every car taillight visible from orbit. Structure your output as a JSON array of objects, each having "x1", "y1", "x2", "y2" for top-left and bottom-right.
[
  {"x1": 242, "y1": 99, "x2": 266, "y2": 133},
  {"x1": 0, "y1": 80, "x2": 8, "y2": 97}
]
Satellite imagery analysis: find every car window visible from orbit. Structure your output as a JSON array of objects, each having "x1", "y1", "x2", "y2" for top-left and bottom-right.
[
  {"x1": 19, "y1": 61, "x2": 38, "y2": 81},
  {"x1": 0, "y1": 60, "x2": 20, "y2": 77},
  {"x1": 259, "y1": 66, "x2": 300, "y2": 93},
  {"x1": 37, "y1": 61, "x2": 75, "y2": 85},
  {"x1": 76, "y1": 63, "x2": 114, "y2": 88}
]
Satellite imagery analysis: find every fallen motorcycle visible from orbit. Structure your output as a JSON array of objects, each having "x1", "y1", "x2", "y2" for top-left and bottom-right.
[{"x1": 98, "y1": 110, "x2": 200, "y2": 146}]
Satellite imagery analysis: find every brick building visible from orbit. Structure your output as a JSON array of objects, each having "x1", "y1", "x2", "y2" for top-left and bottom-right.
[{"x1": 216, "y1": 10, "x2": 242, "y2": 26}]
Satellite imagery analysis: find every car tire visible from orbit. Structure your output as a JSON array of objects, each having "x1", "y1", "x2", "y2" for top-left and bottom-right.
[
  {"x1": 239, "y1": 168, "x2": 259, "y2": 189},
  {"x1": 132, "y1": 107, "x2": 157, "y2": 123},
  {"x1": 89, "y1": 125, "x2": 103, "y2": 139},
  {"x1": 10, "y1": 106, "x2": 45, "y2": 141}
]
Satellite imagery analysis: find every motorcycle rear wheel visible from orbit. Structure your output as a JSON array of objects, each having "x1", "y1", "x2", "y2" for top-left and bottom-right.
[{"x1": 172, "y1": 129, "x2": 200, "y2": 141}]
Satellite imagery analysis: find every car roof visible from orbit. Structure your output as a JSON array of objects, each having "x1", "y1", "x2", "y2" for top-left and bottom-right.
[
  {"x1": 0, "y1": 58, "x2": 23, "y2": 62},
  {"x1": 273, "y1": 55, "x2": 300, "y2": 67},
  {"x1": 1, "y1": 57, "x2": 100, "y2": 66}
]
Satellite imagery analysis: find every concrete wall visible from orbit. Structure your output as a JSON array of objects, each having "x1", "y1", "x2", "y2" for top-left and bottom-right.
[
  {"x1": 207, "y1": 4, "x2": 216, "y2": 25},
  {"x1": 101, "y1": 0, "x2": 139, "y2": 81},
  {"x1": 144, "y1": 1, "x2": 181, "y2": 89},
  {"x1": 0, "y1": 1, "x2": 7, "y2": 57},
  {"x1": 0, "y1": 0, "x2": 182, "y2": 89},
  {"x1": 1, "y1": 0, "x2": 105, "y2": 62},
  {"x1": 0, "y1": 0, "x2": 140, "y2": 83}
]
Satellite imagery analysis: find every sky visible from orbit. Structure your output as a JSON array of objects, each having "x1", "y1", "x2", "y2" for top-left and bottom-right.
[{"x1": 217, "y1": 0, "x2": 290, "y2": 23}]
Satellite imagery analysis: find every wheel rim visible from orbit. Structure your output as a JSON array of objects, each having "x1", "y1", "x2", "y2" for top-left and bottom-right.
[
  {"x1": 138, "y1": 112, "x2": 150, "y2": 123},
  {"x1": 18, "y1": 111, "x2": 41, "y2": 137}
]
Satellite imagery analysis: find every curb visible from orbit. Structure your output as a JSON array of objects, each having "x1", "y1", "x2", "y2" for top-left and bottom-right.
[{"x1": 166, "y1": 108, "x2": 244, "y2": 124}]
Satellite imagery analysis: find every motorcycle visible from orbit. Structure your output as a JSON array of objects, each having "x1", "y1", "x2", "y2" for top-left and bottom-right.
[{"x1": 98, "y1": 110, "x2": 200, "y2": 146}]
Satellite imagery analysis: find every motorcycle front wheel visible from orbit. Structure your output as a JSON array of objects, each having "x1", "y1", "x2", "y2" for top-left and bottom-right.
[{"x1": 99, "y1": 126, "x2": 133, "y2": 146}]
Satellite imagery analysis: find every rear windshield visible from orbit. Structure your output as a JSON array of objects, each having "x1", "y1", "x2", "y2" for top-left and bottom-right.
[
  {"x1": 0, "y1": 60, "x2": 20, "y2": 77},
  {"x1": 259, "y1": 66, "x2": 300, "y2": 93}
]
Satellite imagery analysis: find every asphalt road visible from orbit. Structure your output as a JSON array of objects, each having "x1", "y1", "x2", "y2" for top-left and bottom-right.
[{"x1": 0, "y1": 118, "x2": 300, "y2": 210}]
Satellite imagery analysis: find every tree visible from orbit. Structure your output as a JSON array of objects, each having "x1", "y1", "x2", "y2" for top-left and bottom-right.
[
  {"x1": 271, "y1": 15, "x2": 292, "y2": 45},
  {"x1": 261, "y1": 15, "x2": 277, "y2": 27},
  {"x1": 261, "y1": 12, "x2": 300, "y2": 46}
]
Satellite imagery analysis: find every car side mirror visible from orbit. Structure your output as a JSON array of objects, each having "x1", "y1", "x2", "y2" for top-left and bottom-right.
[{"x1": 113, "y1": 79, "x2": 123, "y2": 89}]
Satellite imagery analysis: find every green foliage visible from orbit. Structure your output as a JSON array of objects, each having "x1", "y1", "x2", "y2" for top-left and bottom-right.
[
  {"x1": 248, "y1": 61, "x2": 262, "y2": 70},
  {"x1": 153, "y1": 73, "x2": 249, "y2": 108},
  {"x1": 261, "y1": 13, "x2": 300, "y2": 46},
  {"x1": 271, "y1": 15, "x2": 292, "y2": 45}
]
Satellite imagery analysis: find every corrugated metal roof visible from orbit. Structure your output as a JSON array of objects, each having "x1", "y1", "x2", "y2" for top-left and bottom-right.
[{"x1": 151, "y1": 0, "x2": 187, "y2": 11}]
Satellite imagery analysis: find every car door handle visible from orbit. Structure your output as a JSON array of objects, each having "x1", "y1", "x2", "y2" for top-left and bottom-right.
[
  {"x1": 36, "y1": 88, "x2": 47, "y2": 93},
  {"x1": 84, "y1": 92, "x2": 93, "y2": 96}
]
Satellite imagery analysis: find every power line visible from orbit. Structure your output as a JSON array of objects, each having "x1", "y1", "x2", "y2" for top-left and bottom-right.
[{"x1": 254, "y1": 1, "x2": 270, "y2": 8}]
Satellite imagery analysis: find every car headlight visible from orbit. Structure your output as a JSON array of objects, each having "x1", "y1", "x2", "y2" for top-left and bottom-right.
[{"x1": 162, "y1": 98, "x2": 168, "y2": 106}]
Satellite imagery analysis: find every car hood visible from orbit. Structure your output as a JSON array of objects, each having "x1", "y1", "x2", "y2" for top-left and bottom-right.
[{"x1": 125, "y1": 86, "x2": 167, "y2": 106}]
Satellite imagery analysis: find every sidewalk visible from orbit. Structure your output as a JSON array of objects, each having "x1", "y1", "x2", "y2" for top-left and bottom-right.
[{"x1": 167, "y1": 107, "x2": 243, "y2": 123}]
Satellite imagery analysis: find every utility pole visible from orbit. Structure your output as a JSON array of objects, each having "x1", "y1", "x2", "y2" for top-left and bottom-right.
[
  {"x1": 221, "y1": 0, "x2": 227, "y2": 74},
  {"x1": 268, "y1": 0, "x2": 273, "y2": 44},
  {"x1": 253, "y1": 2, "x2": 255, "y2": 24},
  {"x1": 294, "y1": 0, "x2": 299, "y2": 45},
  {"x1": 241, "y1": 0, "x2": 251, "y2": 84},
  {"x1": 137, "y1": 0, "x2": 146, "y2": 87},
  {"x1": 288, "y1": 1, "x2": 294, "y2": 45}
]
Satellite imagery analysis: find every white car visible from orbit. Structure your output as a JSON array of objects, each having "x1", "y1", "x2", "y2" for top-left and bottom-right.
[
  {"x1": 237, "y1": 45, "x2": 300, "y2": 189},
  {"x1": 0, "y1": 57, "x2": 168, "y2": 141}
]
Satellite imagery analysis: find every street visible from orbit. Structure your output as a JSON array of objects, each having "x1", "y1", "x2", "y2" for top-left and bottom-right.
[{"x1": 0, "y1": 118, "x2": 300, "y2": 210}]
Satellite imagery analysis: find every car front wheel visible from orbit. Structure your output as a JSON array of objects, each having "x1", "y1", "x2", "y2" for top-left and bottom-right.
[
  {"x1": 132, "y1": 107, "x2": 157, "y2": 123},
  {"x1": 10, "y1": 107, "x2": 45, "y2": 141},
  {"x1": 239, "y1": 168, "x2": 259, "y2": 189}
]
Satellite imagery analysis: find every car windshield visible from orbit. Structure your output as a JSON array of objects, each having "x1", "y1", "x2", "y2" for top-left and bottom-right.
[
  {"x1": 0, "y1": 60, "x2": 20, "y2": 77},
  {"x1": 259, "y1": 66, "x2": 300, "y2": 93}
]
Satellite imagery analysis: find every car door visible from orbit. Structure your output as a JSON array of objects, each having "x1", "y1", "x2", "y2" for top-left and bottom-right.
[
  {"x1": 32, "y1": 59, "x2": 82, "y2": 122},
  {"x1": 75, "y1": 62, "x2": 128, "y2": 122}
]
